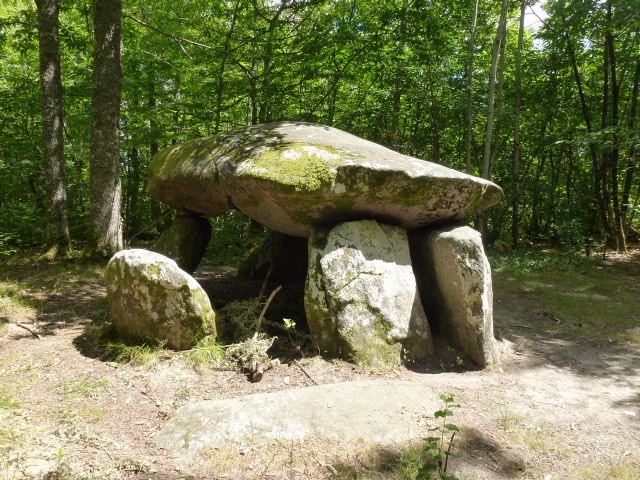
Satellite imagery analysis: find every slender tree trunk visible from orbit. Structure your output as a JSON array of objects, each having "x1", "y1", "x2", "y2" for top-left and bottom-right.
[
  {"x1": 562, "y1": 20, "x2": 609, "y2": 239},
  {"x1": 482, "y1": 0, "x2": 507, "y2": 180},
  {"x1": 214, "y1": 0, "x2": 240, "y2": 134},
  {"x1": 35, "y1": 0, "x2": 70, "y2": 257},
  {"x1": 465, "y1": 0, "x2": 479, "y2": 175},
  {"x1": 488, "y1": 27, "x2": 507, "y2": 179},
  {"x1": 390, "y1": 0, "x2": 408, "y2": 149},
  {"x1": 621, "y1": 46, "x2": 639, "y2": 226},
  {"x1": 512, "y1": 0, "x2": 526, "y2": 249},
  {"x1": 89, "y1": 0, "x2": 123, "y2": 256},
  {"x1": 478, "y1": 0, "x2": 507, "y2": 239},
  {"x1": 605, "y1": 1, "x2": 626, "y2": 251}
]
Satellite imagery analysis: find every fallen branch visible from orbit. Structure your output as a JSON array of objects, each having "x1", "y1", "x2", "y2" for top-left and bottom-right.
[
  {"x1": 255, "y1": 285, "x2": 283, "y2": 334},
  {"x1": 294, "y1": 359, "x2": 318, "y2": 385},
  {"x1": 14, "y1": 322, "x2": 41, "y2": 339}
]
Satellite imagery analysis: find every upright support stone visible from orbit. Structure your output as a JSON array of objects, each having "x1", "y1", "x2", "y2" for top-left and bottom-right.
[
  {"x1": 410, "y1": 225, "x2": 499, "y2": 367},
  {"x1": 152, "y1": 214, "x2": 211, "y2": 274},
  {"x1": 305, "y1": 220, "x2": 433, "y2": 368}
]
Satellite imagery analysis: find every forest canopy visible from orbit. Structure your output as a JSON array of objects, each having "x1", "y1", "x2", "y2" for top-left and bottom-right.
[{"x1": 0, "y1": 0, "x2": 638, "y2": 258}]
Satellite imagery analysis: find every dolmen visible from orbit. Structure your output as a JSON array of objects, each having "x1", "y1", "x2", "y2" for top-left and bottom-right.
[{"x1": 107, "y1": 121, "x2": 502, "y2": 368}]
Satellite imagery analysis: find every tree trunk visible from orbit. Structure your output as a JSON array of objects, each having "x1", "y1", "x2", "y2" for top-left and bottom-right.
[
  {"x1": 464, "y1": 0, "x2": 479, "y2": 175},
  {"x1": 621, "y1": 45, "x2": 639, "y2": 227},
  {"x1": 214, "y1": 0, "x2": 240, "y2": 134},
  {"x1": 390, "y1": 0, "x2": 408, "y2": 149},
  {"x1": 89, "y1": 0, "x2": 123, "y2": 256},
  {"x1": 35, "y1": 0, "x2": 70, "y2": 257},
  {"x1": 478, "y1": 0, "x2": 507, "y2": 239},
  {"x1": 605, "y1": 1, "x2": 625, "y2": 251},
  {"x1": 482, "y1": 0, "x2": 507, "y2": 181},
  {"x1": 512, "y1": 0, "x2": 525, "y2": 249}
]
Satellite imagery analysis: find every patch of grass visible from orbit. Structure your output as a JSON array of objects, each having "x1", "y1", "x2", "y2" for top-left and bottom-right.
[
  {"x1": 330, "y1": 444, "x2": 426, "y2": 480},
  {"x1": 58, "y1": 405, "x2": 107, "y2": 423},
  {"x1": 574, "y1": 459, "x2": 640, "y2": 479},
  {"x1": 489, "y1": 247, "x2": 601, "y2": 275},
  {"x1": 84, "y1": 322, "x2": 164, "y2": 366},
  {"x1": 102, "y1": 341, "x2": 160, "y2": 366},
  {"x1": 0, "y1": 386, "x2": 21, "y2": 411},
  {"x1": 55, "y1": 378, "x2": 109, "y2": 397},
  {"x1": 498, "y1": 404, "x2": 524, "y2": 432},
  {"x1": 0, "y1": 281, "x2": 38, "y2": 320},
  {"x1": 187, "y1": 335, "x2": 227, "y2": 368},
  {"x1": 493, "y1": 248, "x2": 640, "y2": 345}
]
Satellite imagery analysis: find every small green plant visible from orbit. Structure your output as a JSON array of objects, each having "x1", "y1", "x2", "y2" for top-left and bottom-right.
[{"x1": 416, "y1": 393, "x2": 460, "y2": 480}]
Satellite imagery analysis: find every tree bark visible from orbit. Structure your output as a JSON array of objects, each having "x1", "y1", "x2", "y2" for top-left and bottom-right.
[
  {"x1": 478, "y1": 0, "x2": 507, "y2": 239},
  {"x1": 89, "y1": 0, "x2": 124, "y2": 256},
  {"x1": 621, "y1": 44, "x2": 639, "y2": 227},
  {"x1": 512, "y1": 0, "x2": 526, "y2": 249},
  {"x1": 464, "y1": 0, "x2": 479, "y2": 175},
  {"x1": 390, "y1": 0, "x2": 408, "y2": 149},
  {"x1": 35, "y1": 0, "x2": 70, "y2": 257}
]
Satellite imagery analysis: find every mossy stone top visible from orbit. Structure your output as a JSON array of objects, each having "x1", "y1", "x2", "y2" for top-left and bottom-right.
[{"x1": 149, "y1": 122, "x2": 503, "y2": 237}]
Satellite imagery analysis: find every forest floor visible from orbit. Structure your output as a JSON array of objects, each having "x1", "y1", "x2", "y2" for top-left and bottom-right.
[{"x1": 0, "y1": 247, "x2": 639, "y2": 480}]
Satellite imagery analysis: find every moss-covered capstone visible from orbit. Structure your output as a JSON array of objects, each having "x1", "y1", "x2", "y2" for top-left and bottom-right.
[
  {"x1": 305, "y1": 220, "x2": 433, "y2": 368},
  {"x1": 151, "y1": 214, "x2": 211, "y2": 274},
  {"x1": 410, "y1": 225, "x2": 499, "y2": 367},
  {"x1": 148, "y1": 122, "x2": 504, "y2": 237},
  {"x1": 104, "y1": 249, "x2": 217, "y2": 350}
]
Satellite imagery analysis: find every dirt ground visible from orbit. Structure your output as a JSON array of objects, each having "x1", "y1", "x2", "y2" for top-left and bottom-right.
[{"x1": 0, "y1": 250, "x2": 638, "y2": 480}]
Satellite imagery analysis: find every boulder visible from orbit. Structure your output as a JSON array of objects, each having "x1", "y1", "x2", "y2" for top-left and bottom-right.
[
  {"x1": 149, "y1": 122, "x2": 503, "y2": 237},
  {"x1": 410, "y1": 226, "x2": 499, "y2": 367},
  {"x1": 305, "y1": 220, "x2": 433, "y2": 368},
  {"x1": 104, "y1": 249, "x2": 217, "y2": 350},
  {"x1": 152, "y1": 214, "x2": 211, "y2": 274}
]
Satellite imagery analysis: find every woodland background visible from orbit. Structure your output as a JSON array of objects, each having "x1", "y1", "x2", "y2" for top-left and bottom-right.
[{"x1": 1, "y1": 0, "x2": 639, "y2": 259}]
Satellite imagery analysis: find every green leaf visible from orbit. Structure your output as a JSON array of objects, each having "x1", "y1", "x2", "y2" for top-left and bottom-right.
[
  {"x1": 445, "y1": 423, "x2": 459, "y2": 431},
  {"x1": 439, "y1": 393, "x2": 456, "y2": 403},
  {"x1": 435, "y1": 409, "x2": 453, "y2": 418}
]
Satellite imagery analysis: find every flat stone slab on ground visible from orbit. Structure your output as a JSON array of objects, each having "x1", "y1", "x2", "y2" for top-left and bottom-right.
[{"x1": 155, "y1": 380, "x2": 440, "y2": 459}]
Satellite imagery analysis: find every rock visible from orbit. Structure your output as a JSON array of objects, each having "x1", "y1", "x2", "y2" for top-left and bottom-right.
[
  {"x1": 410, "y1": 225, "x2": 499, "y2": 366},
  {"x1": 104, "y1": 249, "x2": 217, "y2": 350},
  {"x1": 152, "y1": 214, "x2": 211, "y2": 274},
  {"x1": 237, "y1": 231, "x2": 308, "y2": 284},
  {"x1": 155, "y1": 380, "x2": 440, "y2": 458},
  {"x1": 149, "y1": 122, "x2": 503, "y2": 237},
  {"x1": 305, "y1": 220, "x2": 433, "y2": 368}
]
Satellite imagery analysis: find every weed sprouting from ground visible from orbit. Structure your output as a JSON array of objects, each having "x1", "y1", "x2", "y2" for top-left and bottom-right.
[{"x1": 417, "y1": 394, "x2": 460, "y2": 480}]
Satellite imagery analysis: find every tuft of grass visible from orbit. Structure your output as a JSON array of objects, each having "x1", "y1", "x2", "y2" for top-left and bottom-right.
[
  {"x1": 84, "y1": 321, "x2": 164, "y2": 366},
  {"x1": 102, "y1": 341, "x2": 160, "y2": 366},
  {"x1": 55, "y1": 378, "x2": 109, "y2": 397},
  {"x1": 187, "y1": 335, "x2": 227, "y2": 368},
  {"x1": 330, "y1": 444, "x2": 426, "y2": 480},
  {"x1": 0, "y1": 281, "x2": 38, "y2": 320},
  {"x1": 0, "y1": 386, "x2": 21, "y2": 411}
]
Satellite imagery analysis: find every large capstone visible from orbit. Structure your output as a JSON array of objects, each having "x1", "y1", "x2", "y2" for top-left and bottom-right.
[
  {"x1": 149, "y1": 122, "x2": 503, "y2": 237},
  {"x1": 305, "y1": 220, "x2": 433, "y2": 368},
  {"x1": 151, "y1": 214, "x2": 211, "y2": 274},
  {"x1": 104, "y1": 249, "x2": 217, "y2": 350},
  {"x1": 410, "y1": 225, "x2": 499, "y2": 367}
]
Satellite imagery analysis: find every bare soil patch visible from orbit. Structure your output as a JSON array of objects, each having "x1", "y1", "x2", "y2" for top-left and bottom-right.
[{"x1": 0, "y1": 250, "x2": 638, "y2": 479}]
